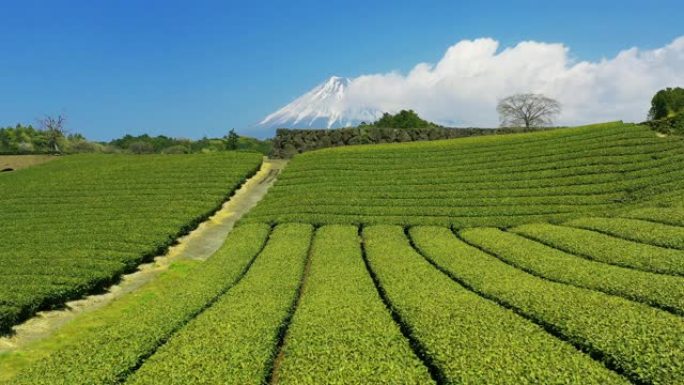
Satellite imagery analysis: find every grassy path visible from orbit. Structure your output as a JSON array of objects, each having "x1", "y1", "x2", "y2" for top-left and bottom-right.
[
  {"x1": 0, "y1": 159, "x2": 288, "y2": 384},
  {"x1": 125, "y1": 224, "x2": 312, "y2": 385},
  {"x1": 1, "y1": 224, "x2": 271, "y2": 384},
  {"x1": 159, "y1": 157, "x2": 287, "y2": 261},
  {"x1": 0, "y1": 153, "x2": 264, "y2": 333},
  {"x1": 0, "y1": 158, "x2": 285, "y2": 353}
]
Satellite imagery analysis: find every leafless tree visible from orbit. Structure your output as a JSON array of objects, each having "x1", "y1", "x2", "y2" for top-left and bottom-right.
[
  {"x1": 38, "y1": 114, "x2": 67, "y2": 153},
  {"x1": 497, "y1": 93, "x2": 561, "y2": 129}
]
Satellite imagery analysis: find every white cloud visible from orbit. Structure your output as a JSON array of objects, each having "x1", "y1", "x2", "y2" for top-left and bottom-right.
[{"x1": 343, "y1": 36, "x2": 684, "y2": 126}]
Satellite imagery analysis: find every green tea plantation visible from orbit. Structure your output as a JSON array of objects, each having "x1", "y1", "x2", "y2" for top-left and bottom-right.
[{"x1": 1, "y1": 123, "x2": 682, "y2": 385}]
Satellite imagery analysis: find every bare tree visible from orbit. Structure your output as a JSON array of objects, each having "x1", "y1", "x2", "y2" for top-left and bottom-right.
[
  {"x1": 497, "y1": 93, "x2": 561, "y2": 129},
  {"x1": 38, "y1": 114, "x2": 67, "y2": 154}
]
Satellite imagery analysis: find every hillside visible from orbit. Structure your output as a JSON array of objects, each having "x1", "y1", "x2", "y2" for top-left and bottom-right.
[
  {"x1": 246, "y1": 122, "x2": 684, "y2": 227},
  {"x1": 2, "y1": 122, "x2": 683, "y2": 385},
  {"x1": 0, "y1": 153, "x2": 262, "y2": 333}
]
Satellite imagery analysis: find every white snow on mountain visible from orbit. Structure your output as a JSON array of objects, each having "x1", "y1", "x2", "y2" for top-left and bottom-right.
[
  {"x1": 258, "y1": 76, "x2": 382, "y2": 129},
  {"x1": 258, "y1": 36, "x2": 684, "y2": 131}
]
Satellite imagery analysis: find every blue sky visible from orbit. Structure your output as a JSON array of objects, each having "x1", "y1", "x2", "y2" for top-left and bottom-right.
[{"x1": 0, "y1": 0, "x2": 681, "y2": 140}]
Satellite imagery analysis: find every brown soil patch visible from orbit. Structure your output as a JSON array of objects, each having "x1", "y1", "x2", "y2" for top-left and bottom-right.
[{"x1": 0, "y1": 155, "x2": 56, "y2": 171}]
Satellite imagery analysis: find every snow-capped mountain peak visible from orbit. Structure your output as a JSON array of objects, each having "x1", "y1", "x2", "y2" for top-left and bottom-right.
[{"x1": 258, "y1": 76, "x2": 382, "y2": 130}]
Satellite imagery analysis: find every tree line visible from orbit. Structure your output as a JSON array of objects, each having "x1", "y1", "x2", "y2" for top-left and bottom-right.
[
  {"x1": 271, "y1": 117, "x2": 555, "y2": 158},
  {"x1": 646, "y1": 87, "x2": 684, "y2": 135},
  {"x1": 0, "y1": 121, "x2": 92, "y2": 154},
  {"x1": 4, "y1": 88, "x2": 680, "y2": 157},
  {"x1": 0, "y1": 119, "x2": 271, "y2": 155}
]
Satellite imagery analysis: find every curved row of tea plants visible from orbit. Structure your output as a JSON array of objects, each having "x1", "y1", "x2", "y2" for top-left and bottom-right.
[
  {"x1": 7, "y1": 220, "x2": 681, "y2": 384},
  {"x1": 5, "y1": 121, "x2": 684, "y2": 385},
  {"x1": 273, "y1": 225, "x2": 433, "y2": 384},
  {"x1": 362, "y1": 225, "x2": 626, "y2": 384},
  {"x1": 460, "y1": 228, "x2": 684, "y2": 315},
  {"x1": 0, "y1": 153, "x2": 263, "y2": 333},
  {"x1": 511, "y1": 223, "x2": 684, "y2": 276},
  {"x1": 127, "y1": 223, "x2": 313, "y2": 385},
  {"x1": 6, "y1": 223, "x2": 270, "y2": 385},
  {"x1": 563, "y1": 216, "x2": 684, "y2": 249},
  {"x1": 245, "y1": 123, "x2": 684, "y2": 227},
  {"x1": 620, "y1": 207, "x2": 684, "y2": 227},
  {"x1": 411, "y1": 226, "x2": 684, "y2": 385}
]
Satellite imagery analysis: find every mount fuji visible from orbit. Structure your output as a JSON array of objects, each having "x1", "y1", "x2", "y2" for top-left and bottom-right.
[{"x1": 258, "y1": 76, "x2": 382, "y2": 130}]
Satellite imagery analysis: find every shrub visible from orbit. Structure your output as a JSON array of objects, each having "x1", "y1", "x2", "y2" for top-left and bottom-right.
[
  {"x1": 161, "y1": 145, "x2": 190, "y2": 154},
  {"x1": 646, "y1": 113, "x2": 684, "y2": 135},
  {"x1": 649, "y1": 87, "x2": 684, "y2": 120},
  {"x1": 128, "y1": 141, "x2": 155, "y2": 154}
]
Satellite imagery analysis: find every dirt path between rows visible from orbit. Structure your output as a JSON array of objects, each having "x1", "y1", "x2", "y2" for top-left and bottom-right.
[{"x1": 0, "y1": 157, "x2": 287, "y2": 352}]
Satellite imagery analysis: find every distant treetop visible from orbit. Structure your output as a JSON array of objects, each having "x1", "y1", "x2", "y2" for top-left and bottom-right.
[
  {"x1": 497, "y1": 93, "x2": 561, "y2": 129},
  {"x1": 649, "y1": 87, "x2": 684, "y2": 120},
  {"x1": 361, "y1": 110, "x2": 440, "y2": 129}
]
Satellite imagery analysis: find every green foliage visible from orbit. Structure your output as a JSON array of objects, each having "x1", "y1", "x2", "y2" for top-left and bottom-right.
[
  {"x1": 363, "y1": 225, "x2": 624, "y2": 384},
  {"x1": 622, "y1": 206, "x2": 684, "y2": 226},
  {"x1": 0, "y1": 152, "x2": 263, "y2": 333},
  {"x1": 460, "y1": 228, "x2": 684, "y2": 315},
  {"x1": 8, "y1": 223, "x2": 271, "y2": 384},
  {"x1": 246, "y1": 122, "x2": 684, "y2": 227},
  {"x1": 649, "y1": 87, "x2": 684, "y2": 120},
  {"x1": 237, "y1": 135, "x2": 273, "y2": 154},
  {"x1": 0, "y1": 119, "x2": 78, "y2": 154},
  {"x1": 512, "y1": 223, "x2": 684, "y2": 275},
  {"x1": 646, "y1": 113, "x2": 684, "y2": 135},
  {"x1": 68, "y1": 139, "x2": 103, "y2": 153},
  {"x1": 160, "y1": 144, "x2": 190, "y2": 154},
  {"x1": 0, "y1": 126, "x2": 272, "y2": 155},
  {"x1": 108, "y1": 133, "x2": 271, "y2": 155},
  {"x1": 647, "y1": 88, "x2": 684, "y2": 136},
  {"x1": 564, "y1": 216, "x2": 684, "y2": 250},
  {"x1": 365, "y1": 109, "x2": 439, "y2": 129},
  {"x1": 127, "y1": 224, "x2": 313, "y2": 385},
  {"x1": 226, "y1": 128, "x2": 239, "y2": 150},
  {"x1": 127, "y1": 140, "x2": 156, "y2": 154},
  {"x1": 38, "y1": 115, "x2": 67, "y2": 154},
  {"x1": 412, "y1": 226, "x2": 684, "y2": 385},
  {"x1": 271, "y1": 124, "x2": 557, "y2": 157},
  {"x1": 4, "y1": 116, "x2": 684, "y2": 385},
  {"x1": 0, "y1": 124, "x2": 70, "y2": 154},
  {"x1": 275, "y1": 225, "x2": 432, "y2": 384},
  {"x1": 109, "y1": 134, "x2": 184, "y2": 152}
]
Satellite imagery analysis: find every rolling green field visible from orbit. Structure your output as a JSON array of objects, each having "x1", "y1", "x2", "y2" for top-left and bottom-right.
[
  {"x1": 245, "y1": 122, "x2": 684, "y2": 226},
  {"x1": 1, "y1": 123, "x2": 683, "y2": 384},
  {"x1": 0, "y1": 153, "x2": 263, "y2": 333}
]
